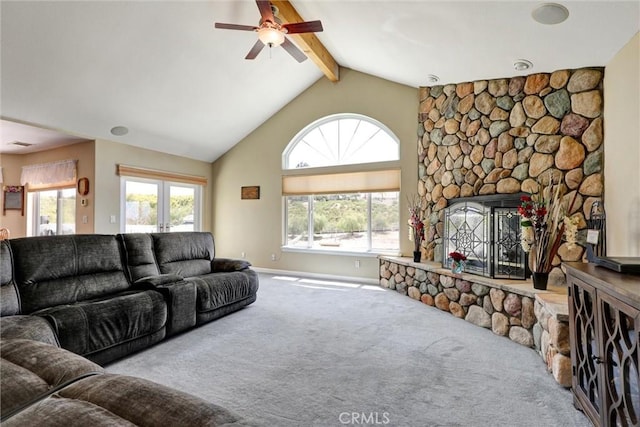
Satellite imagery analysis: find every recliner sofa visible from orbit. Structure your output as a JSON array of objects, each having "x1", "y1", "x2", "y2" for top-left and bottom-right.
[
  {"x1": 0, "y1": 232, "x2": 258, "y2": 364},
  {"x1": 118, "y1": 232, "x2": 258, "y2": 326}
]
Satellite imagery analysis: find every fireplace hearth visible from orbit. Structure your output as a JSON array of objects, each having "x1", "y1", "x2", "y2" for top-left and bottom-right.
[{"x1": 443, "y1": 194, "x2": 528, "y2": 280}]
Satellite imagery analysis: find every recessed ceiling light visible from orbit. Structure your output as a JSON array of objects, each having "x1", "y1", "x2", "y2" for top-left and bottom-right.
[
  {"x1": 110, "y1": 126, "x2": 129, "y2": 136},
  {"x1": 532, "y1": 3, "x2": 569, "y2": 25},
  {"x1": 426, "y1": 74, "x2": 439, "y2": 84},
  {"x1": 513, "y1": 59, "x2": 533, "y2": 71}
]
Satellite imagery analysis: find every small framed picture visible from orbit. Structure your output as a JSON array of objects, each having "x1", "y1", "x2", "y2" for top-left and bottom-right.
[
  {"x1": 241, "y1": 186, "x2": 260, "y2": 200},
  {"x1": 3, "y1": 186, "x2": 25, "y2": 216}
]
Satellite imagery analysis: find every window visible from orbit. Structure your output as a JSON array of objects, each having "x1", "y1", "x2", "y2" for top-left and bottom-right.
[
  {"x1": 286, "y1": 192, "x2": 399, "y2": 252},
  {"x1": 28, "y1": 188, "x2": 76, "y2": 236},
  {"x1": 22, "y1": 159, "x2": 77, "y2": 237},
  {"x1": 283, "y1": 114, "x2": 400, "y2": 254},
  {"x1": 283, "y1": 114, "x2": 399, "y2": 169}
]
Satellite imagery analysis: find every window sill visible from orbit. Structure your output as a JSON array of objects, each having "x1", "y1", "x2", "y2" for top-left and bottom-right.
[{"x1": 282, "y1": 246, "x2": 400, "y2": 258}]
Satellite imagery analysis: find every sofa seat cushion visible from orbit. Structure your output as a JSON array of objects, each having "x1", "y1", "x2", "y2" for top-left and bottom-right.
[
  {"x1": 34, "y1": 290, "x2": 166, "y2": 358},
  {"x1": 2, "y1": 374, "x2": 256, "y2": 427},
  {"x1": 1, "y1": 339, "x2": 103, "y2": 419},
  {"x1": 189, "y1": 271, "x2": 258, "y2": 313}
]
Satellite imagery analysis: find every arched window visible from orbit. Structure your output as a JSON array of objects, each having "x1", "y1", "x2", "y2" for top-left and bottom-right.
[
  {"x1": 282, "y1": 114, "x2": 400, "y2": 254},
  {"x1": 283, "y1": 113, "x2": 399, "y2": 169}
]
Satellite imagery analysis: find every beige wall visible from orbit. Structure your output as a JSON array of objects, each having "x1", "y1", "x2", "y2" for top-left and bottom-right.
[
  {"x1": 211, "y1": 68, "x2": 417, "y2": 280},
  {"x1": 1, "y1": 139, "x2": 213, "y2": 237},
  {"x1": 604, "y1": 31, "x2": 640, "y2": 256},
  {"x1": 93, "y1": 139, "x2": 213, "y2": 234},
  {"x1": 0, "y1": 141, "x2": 95, "y2": 237}
]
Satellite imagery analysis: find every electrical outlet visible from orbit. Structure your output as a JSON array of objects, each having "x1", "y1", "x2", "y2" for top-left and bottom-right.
[
  {"x1": 241, "y1": 252, "x2": 246, "y2": 258},
  {"x1": 355, "y1": 260, "x2": 360, "y2": 269},
  {"x1": 82, "y1": 215, "x2": 88, "y2": 224},
  {"x1": 271, "y1": 253, "x2": 276, "y2": 261},
  {"x1": 110, "y1": 215, "x2": 116, "y2": 224}
]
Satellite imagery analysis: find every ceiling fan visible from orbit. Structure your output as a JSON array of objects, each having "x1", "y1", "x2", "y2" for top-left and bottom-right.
[{"x1": 214, "y1": 0, "x2": 323, "y2": 63}]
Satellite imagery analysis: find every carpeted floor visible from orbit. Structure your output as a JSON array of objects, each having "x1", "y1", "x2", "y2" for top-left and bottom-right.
[{"x1": 106, "y1": 273, "x2": 590, "y2": 427}]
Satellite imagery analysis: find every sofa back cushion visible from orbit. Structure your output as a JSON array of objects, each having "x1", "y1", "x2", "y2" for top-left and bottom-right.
[
  {"x1": 10, "y1": 235, "x2": 130, "y2": 314},
  {"x1": 117, "y1": 233, "x2": 161, "y2": 282},
  {"x1": 151, "y1": 232, "x2": 214, "y2": 277},
  {"x1": 0, "y1": 338, "x2": 103, "y2": 419},
  {"x1": 1, "y1": 241, "x2": 20, "y2": 316}
]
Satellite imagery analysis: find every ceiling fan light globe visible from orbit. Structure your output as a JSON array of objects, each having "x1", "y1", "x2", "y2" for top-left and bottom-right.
[{"x1": 258, "y1": 27, "x2": 284, "y2": 46}]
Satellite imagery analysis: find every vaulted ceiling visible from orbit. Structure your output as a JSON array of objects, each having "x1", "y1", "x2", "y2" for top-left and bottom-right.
[{"x1": 1, "y1": 1, "x2": 638, "y2": 162}]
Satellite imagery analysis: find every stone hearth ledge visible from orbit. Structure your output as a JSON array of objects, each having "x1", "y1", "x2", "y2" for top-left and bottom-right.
[{"x1": 378, "y1": 255, "x2": 571, "y2": 387}]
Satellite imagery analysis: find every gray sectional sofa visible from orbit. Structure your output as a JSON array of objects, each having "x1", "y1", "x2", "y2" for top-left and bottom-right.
[
  {"x1": 1, "y1": 339, "x2": 256, "y2": 426},
  {"x1": 0, "y1": 232, "x2": 259, "y2": 424}
]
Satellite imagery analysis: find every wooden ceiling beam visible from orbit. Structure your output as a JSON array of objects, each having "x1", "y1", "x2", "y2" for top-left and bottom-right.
[{"x1": 271, "y1": 0, "x2": 340, "y2": 82}]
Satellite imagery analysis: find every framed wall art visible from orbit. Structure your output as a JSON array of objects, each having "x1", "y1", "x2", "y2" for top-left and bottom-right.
[
  {"x1": 3, "y1": 185, "x2": 25, "y2": 216},
  {"x1": 241, "y1": 186, "x2": 260, "y2": 200}
]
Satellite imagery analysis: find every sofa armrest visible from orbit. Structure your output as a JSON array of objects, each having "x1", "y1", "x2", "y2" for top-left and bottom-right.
[
  {"x1": 134, "y1": 274, "x2": 184, "y2": 287},
  {"x1": 0, "y1": 316, "x2": 60, "y2": 347},
  {"x1": 143, "y1": 280, "x2": 196, "y2": 336},
  {"x1": 212, "y1": 258, "x2": 252, "y2": 272}
]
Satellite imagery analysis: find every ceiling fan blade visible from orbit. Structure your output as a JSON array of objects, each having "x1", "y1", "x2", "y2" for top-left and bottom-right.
[
  {"x1": 282, "y1": 20, "x2": 323, "y2": 34},
  {"x1": 215, "y1": 23, "x2": 258, "y2": 31},
  {"x1": 245, "y1": 40, "x2": 266, "y2": 60},
  {"x1": 281, "y1": 37, "x2": 307, "y2": 63},
  {"x1": 256, "y1": 0, "x2": 275, "y2": 23}
]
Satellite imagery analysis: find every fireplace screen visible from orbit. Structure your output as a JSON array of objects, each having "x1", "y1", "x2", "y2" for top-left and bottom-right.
[{"x1": 443, "y1": 196, "x2": 527, "y2": 280}]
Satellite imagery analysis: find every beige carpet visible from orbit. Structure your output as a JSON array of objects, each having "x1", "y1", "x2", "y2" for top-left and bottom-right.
[{"x1": 107, "y1": 273, "x2": 590, "y2": 427}]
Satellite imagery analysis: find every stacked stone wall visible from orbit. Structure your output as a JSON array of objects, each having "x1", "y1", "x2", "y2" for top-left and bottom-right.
[
  {"x1": 380, "y1": 258, "x2": 571, "y2": 387},
  {"x1": 417, "y1": 68, "x2": 604, "y2": 286},
  {"x1": 535, "y1": 300, "x2": 572, "y2": 387}
]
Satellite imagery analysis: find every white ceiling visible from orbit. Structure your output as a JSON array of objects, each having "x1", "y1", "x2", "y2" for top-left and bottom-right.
[{"x1": 1, "y1": 1, "x2": 638, "y2": 162}]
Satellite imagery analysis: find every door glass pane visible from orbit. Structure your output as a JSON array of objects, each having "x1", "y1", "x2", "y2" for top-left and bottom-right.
[
  {"x1": 169, "y1": 185, "x2": 195, "y2": 232},
  {"x1": 37, "y1": 190, "x2": 58, "y2": 236},
  {"x1": 125, "y1": 181, "x2": 159, "y2": 233},
  {"x1": 59, "y1": 188, "x2": 76, "y2": 234},
  {"x1": 371, "y1": 192, "x2": 399, "y2": 250}
]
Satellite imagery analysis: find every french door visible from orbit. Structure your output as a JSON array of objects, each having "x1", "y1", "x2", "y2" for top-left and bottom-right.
[{"x1": 121, "y1": 178, "x2": 201, "y2": 233}]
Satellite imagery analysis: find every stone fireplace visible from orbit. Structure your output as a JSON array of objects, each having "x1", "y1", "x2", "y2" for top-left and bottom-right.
[
  {"x1": 417, "y1": 67, "x2": 605, "y2": 285},
  {"x1": 443, "y1": 194, "x2": 527, "y2": 279}
]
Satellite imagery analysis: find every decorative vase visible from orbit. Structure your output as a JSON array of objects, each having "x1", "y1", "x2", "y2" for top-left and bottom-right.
[
  {"x1": 413, "y1": 251, "x2": 421, "y2": 262},
  {"x1": 451, "y1": 260, "x2": 464, "y2": 274},
  {"x1": 532, "y1": 271, "x2": 549, "y2": 290}
]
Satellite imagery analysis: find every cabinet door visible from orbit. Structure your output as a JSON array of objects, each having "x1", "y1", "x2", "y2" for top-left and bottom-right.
[
  {"x1": 597, "y1": 291, "x2": 640, "y2": 427},
  {"x1": 568, "y1": 275, "x2": 601, "y2": 425}
]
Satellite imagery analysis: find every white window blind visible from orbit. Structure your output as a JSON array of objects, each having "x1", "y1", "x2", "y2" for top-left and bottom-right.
[
  {"x1": 21, "y1": 159, "x2": 77, "y2": 190},
  {"x1": 282, "y1": 169, "x2": 400, "y2": 196}
]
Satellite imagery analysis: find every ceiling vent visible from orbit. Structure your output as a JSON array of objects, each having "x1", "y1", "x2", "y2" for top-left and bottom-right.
[{"x1": 11, "y1": 141, "x2": 33, "y2": 147}]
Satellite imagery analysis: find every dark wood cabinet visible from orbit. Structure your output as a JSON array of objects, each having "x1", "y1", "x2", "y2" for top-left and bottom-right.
[{"x1": 565, "y1": 263, "x2": 640, "y2": 427}]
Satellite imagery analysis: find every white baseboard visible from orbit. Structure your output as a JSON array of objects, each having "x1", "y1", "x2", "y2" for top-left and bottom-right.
[{"x1": 252, "y1": 267, "x2": 379, "y2": 285}]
